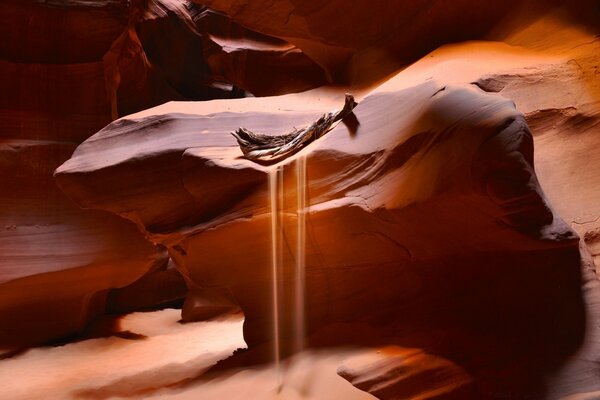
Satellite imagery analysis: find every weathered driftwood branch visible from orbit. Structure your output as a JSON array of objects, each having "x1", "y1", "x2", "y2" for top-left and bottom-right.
[{"x1": 231, "y1": 94, "x2": 358, "y2": 163}]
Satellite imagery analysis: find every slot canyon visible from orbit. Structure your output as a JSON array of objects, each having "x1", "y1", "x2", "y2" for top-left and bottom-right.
[{"x1": 2, "y1": 0, "x2": 600, "y2": 399}]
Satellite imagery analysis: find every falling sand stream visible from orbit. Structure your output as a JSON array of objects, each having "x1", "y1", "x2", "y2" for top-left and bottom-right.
[
  {"x1": 268, "y1": 155, "x2": 308, "y2": 391},
  {"x1": 295, "y1": 155, "x2": 307, "y2": 354},
  {"x1": 268, "y1": 166, "x2": 282, "y2": 386}
]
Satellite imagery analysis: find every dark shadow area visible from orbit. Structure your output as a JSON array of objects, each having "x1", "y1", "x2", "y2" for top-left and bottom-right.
[
  {"x1": 178, "y1": 245, "x2": 586, "y2": 399},
  {"x1": 560, "y1": 0, "x2": 600, "y2": 35},
  {"x1": 309, "y1": 246, "x2": 587, "y2": 399},
  {"x1": 342, "y1": 112, "x2": 360, "y2": 138},
  {"x1": 0, "y1": 347, "x2": 29, "y2": 361},
  {"x1": 106, "y1": 268, "x2": 186, "y2": 315},
  {"x1": 53, "y1": 314, "x2": 149, "y2": 344}
]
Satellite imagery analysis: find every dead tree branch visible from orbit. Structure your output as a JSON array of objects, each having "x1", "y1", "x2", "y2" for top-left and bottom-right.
[{"x1": 231, "y1": 94, "x2": 358, "y2": 163}]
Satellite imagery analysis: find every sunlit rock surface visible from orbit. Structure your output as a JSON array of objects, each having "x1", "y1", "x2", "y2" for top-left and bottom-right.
[
  {"x1": 478, "y1": 56, "x2": 600, "y2": 277},
  {"x1": 4, "y1": 0, "x2": 600, "y2": 398},
  {"x1": 191, "y1": 0, "x2": 528, "y2": 81},
  {"x1": 190, "y1": 0, "x2": 596, "y2": 84},
  {"x1": 0, "y1": 309, "x2": 246, "y2": 399},
  {"x1": 56, "y1": 80, "x2": 588, "y2": 396},
  {"x1": 55, "y1": 81, "x2": 576, "y2": 328}
]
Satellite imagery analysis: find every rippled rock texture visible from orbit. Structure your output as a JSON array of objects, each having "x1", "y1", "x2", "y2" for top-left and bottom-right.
[
  {"x1": 0, "y1": 0, "x2": 327, "y2": 348},
  {"x1": 0, "y1": 139, "x2": 164, "y2": 348},
  {"x1": 5, "y1": 0, "x2": 600, "y2": 398},
  {"x1": 56, "y1": 81, "x2": 587, "y2": 396},
  {"x1": 338, "y1": 346, "x2": 475, "y2": 400}
]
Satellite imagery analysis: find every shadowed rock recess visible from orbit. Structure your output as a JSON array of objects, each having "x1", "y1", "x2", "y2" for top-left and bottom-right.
[{"x1": 56, "y1": 82, "x2": 586, "y2": 397}]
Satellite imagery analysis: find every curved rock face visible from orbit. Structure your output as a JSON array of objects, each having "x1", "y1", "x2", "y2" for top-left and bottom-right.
[
  {"x1": 3, "y1": 0, "x2": 598, "y2": 397},
  {"x1": 0, "y1": 139, "x2": 164, "y2": 349},
  {"x1": 191, "y1": 0, "x2": 555, "y2": 82},
  {"x1": 338, "y1": 346, "x2": 475, "y2": 400},
  {"x1": 0, "y1": 0, "x2": 152, "y2": 348},
  {"x1": 56, "y1": 82, "x2": 584, "y2": 392},
  {"x1": 474, "y1": 51, "x2": 600, "y2": 278},
  {"x1": 0, "y1": 0, "x2": 326, "y2": 129},
  {"x1": 117, "y1": 0, "x2": 327, "y2": 116},
  {"x1": 0, "y1": 0, "x2": 122, "y2": 142},
  {"x1": 0, "y1": 0, "x2": 329, "y2": 349}
]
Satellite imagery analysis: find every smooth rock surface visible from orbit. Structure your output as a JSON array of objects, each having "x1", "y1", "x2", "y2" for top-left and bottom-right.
[
  {"x1": 6, "y1": 0, "x2": 600, "y2": 398},
  {"x1": 0, "y1": 309, "x2": 246, "y2": 400},
  {"x1": 338, "y1": 346, "x2": 475, "y2": 400},
  {"x1": 190, "y1": 0, "x2": 578, "y2": 83},
  {"x1": 56, "y1": 81, "x2": 586, "y2": 397},
  {"x1": 0, "y1": 139, "x2": 164, "y2": 348},
  {"x1": 0, "y1": 0, "x2": 329, "y2": 348}
]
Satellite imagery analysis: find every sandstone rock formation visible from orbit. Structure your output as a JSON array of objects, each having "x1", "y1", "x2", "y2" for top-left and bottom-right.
[
  {"x1": 0, "y1": 310, "x2": 246, "y2": 400},
  {"x1": 478, "y1": 57, "x2": 600, "y2": 277},
  {"x1": 4, "y1": 0, "x2": 600, "y2": 398},
  {"x1": 337, "y1": 346, "x2": 475, "y2": 400},
  {"x1": 0, "y1": 138, "x2": 164, "y2": 349},
  {"x1": 120, "y1": 0, "x2": 327, "y2": 115},
  {"x1": 106, "y1": 257, "x2": 188, "y2": 314},
  {"x1": 0, "y1": 0, "x2": 327, "y2": 349},
  {"x1": 55, "y1": 81, "x2": 587, "y2": 396},
  {"x1": 0, "y1": 0, "x2": 158, "y2": 349},
  {"x1": 189, "y1": 0, "x2": 567, "y2": 83}
]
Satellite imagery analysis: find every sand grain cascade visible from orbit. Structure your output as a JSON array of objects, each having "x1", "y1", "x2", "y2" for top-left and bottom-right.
[{"x1": 268, "y1": 156, "x2": 308, "y2": 391}]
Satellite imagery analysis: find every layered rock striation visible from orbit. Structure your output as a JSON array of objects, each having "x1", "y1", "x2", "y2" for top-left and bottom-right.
[
  {"x1": 0, "y1": 0, "x2": 158, "y2": 349},
  {"x1": 0, "y1": 0, "x2": 328, "y2": 348},
  {"x1": 56, "y1": 82, "x2": 586, "y2": 397},
  {"x1": 5, "y1": 0, "x2": 600, "y2": 397},
  {"x1": 0, "y1": 138, "x2": 164, "y2": 348}
]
